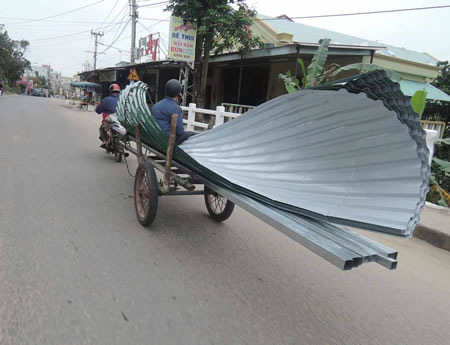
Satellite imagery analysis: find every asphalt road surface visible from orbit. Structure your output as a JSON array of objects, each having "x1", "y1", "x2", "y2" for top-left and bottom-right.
[{"x1": 1, "y1": 95, "x2": 450, "y2": 345}]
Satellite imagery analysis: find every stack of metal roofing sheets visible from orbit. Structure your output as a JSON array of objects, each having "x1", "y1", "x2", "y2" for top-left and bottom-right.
[
  {"x1": 116, "y1": 71, "x2": 429, "y2": 270},
  {"x1": 208, "y1": 182, "x2": 398, "y2": 270}
]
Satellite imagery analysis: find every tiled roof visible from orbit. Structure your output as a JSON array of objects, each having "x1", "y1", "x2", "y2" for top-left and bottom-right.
[{"x1": 258, "y1": 15, "x2": 439, "y2": 66}]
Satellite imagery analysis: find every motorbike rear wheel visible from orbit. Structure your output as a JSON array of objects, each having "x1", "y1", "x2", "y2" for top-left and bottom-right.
[
  {"x1": 114, "y1": 151, "x2": 122, "y2": 162},
  {"x1": 112, "y1": 137, "x2": 122, "y2": 162}
]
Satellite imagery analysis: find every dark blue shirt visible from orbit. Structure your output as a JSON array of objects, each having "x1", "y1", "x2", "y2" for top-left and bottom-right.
[
  {"x1": 151, "y1": 97, "x2": 184, "y2": 135},
  {"x1": 95, "y1": 94, "x2": 120, "y2": 114}
]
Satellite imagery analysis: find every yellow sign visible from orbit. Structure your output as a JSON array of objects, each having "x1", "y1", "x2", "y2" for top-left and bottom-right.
[
  {"x1": 168, "y1": 16, "x2": 197, "y2": 62},
  {"x1": 127, "y1": 68, "x2": 140, "y2": 81}
]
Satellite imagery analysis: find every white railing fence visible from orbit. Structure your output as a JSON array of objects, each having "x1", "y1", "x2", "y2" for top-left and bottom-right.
[
  {"x1": 420, "y1": 120, "x2": 446, "y2": 139},
  {"x1": 221, "y1": 102, "x2": 254, "y2": 114},
  {"x1": 181, "y1": 103, "x2": 242, "y2": 131}
]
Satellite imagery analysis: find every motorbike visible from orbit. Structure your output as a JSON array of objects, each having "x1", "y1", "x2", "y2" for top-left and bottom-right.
[{"x1": 101, "y1": 113, "x2": 127, "y2": 162}]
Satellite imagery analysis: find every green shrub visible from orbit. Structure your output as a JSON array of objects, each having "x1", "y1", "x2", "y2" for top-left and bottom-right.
[{"x1": 3, "y1": 85, "x2": 21, "y2": 94}]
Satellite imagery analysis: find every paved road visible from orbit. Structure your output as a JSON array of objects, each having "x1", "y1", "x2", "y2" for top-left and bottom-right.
[{"x1": 1, "y1": 95, "x2": 450, "y2": 345}]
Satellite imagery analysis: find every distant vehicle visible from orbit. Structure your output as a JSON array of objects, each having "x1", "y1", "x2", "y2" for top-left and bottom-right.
[{"x1": 31, "y1": 88, "x2": 42, "y2": 97}]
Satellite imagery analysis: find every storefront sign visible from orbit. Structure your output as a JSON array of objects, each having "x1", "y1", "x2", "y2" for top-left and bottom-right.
[
  {"x1": 168, "y1": 16, "x2": 197, "y2": 62},
  {"x1": 138, "y1": 34, "x2": 159, "y2": 61}
]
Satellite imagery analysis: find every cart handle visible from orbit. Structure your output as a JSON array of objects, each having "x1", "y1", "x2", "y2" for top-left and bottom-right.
[{"x1": 163, "y1": 114, "x2": 178, "y2": 191}]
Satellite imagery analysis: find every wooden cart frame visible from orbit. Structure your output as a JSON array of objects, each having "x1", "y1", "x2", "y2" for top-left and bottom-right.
[{"x1": 119, "y1": 114, "x2": 235, "y2": 226}]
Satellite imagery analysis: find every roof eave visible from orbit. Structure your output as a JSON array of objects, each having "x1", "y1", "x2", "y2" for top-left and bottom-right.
[
  {"x1": 209, "y1": 44, "x2": 376, "y2": 64},
  {"x1": 374, "y1": 53, "x2": 441, "y2": 70}
]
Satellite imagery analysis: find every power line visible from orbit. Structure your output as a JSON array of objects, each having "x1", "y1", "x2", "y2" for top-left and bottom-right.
[
  {"x1": 98, "y1": 41, "x2": 130, "y2": 53},
  {"x1": 4, "y1": 21, "x2": 127, "y2": 33},
  {"x1": 31, "y1": 30, "x2": 92, "y2": 41},
  {"x1": 29, "y1": 21, "x2": 125, "y2": 42},
  {"x1": 103, "y1": 4, "x2": 129, "y2": 35},
  {"x1": 97, "y1": 0, "x2": 121, "y2": 30},
  {"x1": 139, "y1": 17, "x2": 170, "y2": 22},
  {"x1": 31, "y1": 35, "x2": 90, "y2": 48},
  {"x1": 7, "y1": 0, "x2": 105, "y2": 25},
  {"x1": 258, "y1": 5, "x2": 450, "y2": 21},
  {"x1": 104, "y1": 10, "x2": 132, "y2": 47},
  {"x1": 138, "y1": 1, "x2": 169, "y2": 8},
  {"x1": 115, "y1": 15, "x2": 168, "y2": 46},
  {"x1": 100, "y1": 19, "x2": 131, "y2": 53},
  {"x1": 137, "y1": 21, "x2": 168, "y2": 56},
  {"x1": 104, "y1": 2, "x2": 129, "y2": 27},
  {"x1": 137, "y1": 20, "x2": 169, "y2": 39},
  {"x1": 0, "y1": 16, "x2": 123, "y2": 25}
]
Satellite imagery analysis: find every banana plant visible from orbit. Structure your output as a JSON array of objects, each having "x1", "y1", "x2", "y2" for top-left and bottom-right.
[
  {"x1": 411, "y1": 90, "x2": 428, "y2": 119},
  {"x1": 306, "y1": 39, "x2": 331, "y2": 87},
  {"x1": 278, "y1": 39, "x2": 331, "y2": 92},
  {"x1": 331, "y1": 63, "x2": 402, "y2": 82}
]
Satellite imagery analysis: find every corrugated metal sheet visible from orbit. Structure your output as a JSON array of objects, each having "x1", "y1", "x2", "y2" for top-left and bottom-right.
[
  {"x1": 399, "y1": 79, "x2": 450, "y2": 102},
  {"x1": 208, "y1": 182, "x2": 398, "y2": 270},
  {"x1": 258, "y1": 15, "x2": 439, "y2": 66},
  {"x1": 117, "y1": 71, "x2": 429, "y2": 239},
  {"x1": 181, "y1": 72, "x2": 429, "y2": 237}
]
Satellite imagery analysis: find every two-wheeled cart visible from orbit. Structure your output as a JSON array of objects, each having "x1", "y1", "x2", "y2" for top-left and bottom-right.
[{"x1": 119, "y1": 114, "x2": 235, "y2": 226}]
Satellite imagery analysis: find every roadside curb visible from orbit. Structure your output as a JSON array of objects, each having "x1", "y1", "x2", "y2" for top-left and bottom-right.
[{"x1": 414, "y1": 225, "x2": 450, "y2": 251}]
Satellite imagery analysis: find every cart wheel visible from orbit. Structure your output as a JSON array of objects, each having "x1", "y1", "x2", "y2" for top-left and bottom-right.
[
  {"x1": 134, "y1": 162, "x2": 159, "y2": 226},
  {"x1": 204, "y1": 186, "x2": 234, "y2": 222}
]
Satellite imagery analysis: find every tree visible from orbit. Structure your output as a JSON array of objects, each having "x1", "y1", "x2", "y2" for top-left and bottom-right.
[
  {"x1": 0, "y1": 25, "x2": 30, "y2": 86},
  {"x1": 423, "y1": 61, "x2": 450, "y2": 136},
  {"x1": 31, "y1": 76, "x2": 47, "y2": 88},
  {"x1": 432, "y1": 61, "x2": 450, "y2": 94},
  {"x1": 166, "y1": 0, "x2": 261, "y2": 107},
  {"x1": 38, "y1": 75, "x2": 48, "y2": 87}
]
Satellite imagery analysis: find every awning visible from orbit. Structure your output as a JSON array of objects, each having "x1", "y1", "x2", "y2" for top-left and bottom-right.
[
  {"x1": 70, "y1": 81, "x2": 102, "y2": 88},
  {"x1": 399, "y1": 79, "x2": 450, "y2": 102}
]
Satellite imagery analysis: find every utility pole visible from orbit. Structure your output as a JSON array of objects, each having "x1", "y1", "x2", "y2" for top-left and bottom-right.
[
  {"x1": 130, "y1": 0, "x2": 137, "y2": 63},
  {"x1": 91, "y1": 30, "x2": 104, "y2": 70}
]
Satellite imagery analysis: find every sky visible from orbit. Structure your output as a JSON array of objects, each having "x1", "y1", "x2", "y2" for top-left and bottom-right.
[{"x1": 1, "y1": 0, "x2": 449, "y2": 77}]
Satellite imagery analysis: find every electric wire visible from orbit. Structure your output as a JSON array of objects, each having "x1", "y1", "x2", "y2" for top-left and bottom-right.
[
  {"x1": 102, "y1": 5, "x2": 129, "y2": 36},
  {"x1": 102, "y1": 2, "x2": 129, "y2": 34},
  {"x1": 139, "y1": 17, "x2": 170, "y2": 22},
  {"x1": 7, "y1": 0, "x2": 106, "y2": 25},
  {"x1": 138, "y1": 1, "x2": 169, "y2": 8},
  {"x1": 113, "y1": 16, "x2": 166, "y2": 45},
  {"x1": 98, "y1": 42, "x2": 130, "y2": 53},
  {"x1": 137, "y1": 21, "x2": 168, "y2": 56},
  {"x1": 0, "y1": 16, "x2": 126, "y2": 24},
  {"x1": 107, "y1": 10, "x2": 131, "y2": 44},
  {"x1": 97, "y1": 0, "x2": 121, "y2": 30},
  {"x1": 100, "y1": 18, "x2": 131, "y2": 53},
  {"x1": 28, "y1": 20, "x2": 126, "y2": 42},
  {"x1": 257, "y1": 5, "x2": 450, "y2": 21}
]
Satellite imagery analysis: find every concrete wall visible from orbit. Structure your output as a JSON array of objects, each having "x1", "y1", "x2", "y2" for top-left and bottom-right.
[
  {"x1": 24, "y1": 66, "x2": 50, "y2": 80},
  {"x1": 372, "y1": 54, "x2": 440, "y2": 82}
]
